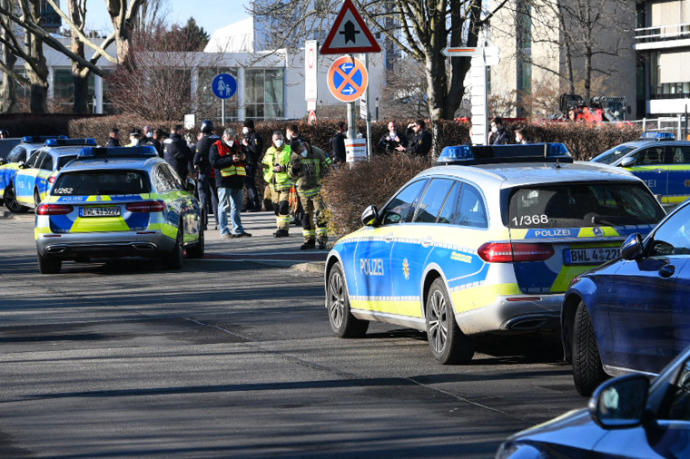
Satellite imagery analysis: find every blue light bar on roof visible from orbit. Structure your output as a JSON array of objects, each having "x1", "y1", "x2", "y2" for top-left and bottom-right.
[
  {"x1": 437, "y1": 143, "x2": 573, "y2": 165},
  {"x1": 21, "y1": 135, "x2": 68, "y2": 143},
  {"x1": 46, "y1": 138, "x2": 97, "y2": 147},
  {"x1": 78, "y1": 146, "x2": 158, "y2": 158},
  {"x1": 640, "y1": 131, "x2": 675, "y2": 141}
]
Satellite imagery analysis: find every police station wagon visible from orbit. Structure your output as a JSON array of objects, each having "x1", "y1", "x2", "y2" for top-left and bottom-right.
[
  {"x1": 35, "y1": 146, "x2": 203, "y2": 274},
  {"x1": 325, "y1": 144, "x2": 666, "y2": 363}
]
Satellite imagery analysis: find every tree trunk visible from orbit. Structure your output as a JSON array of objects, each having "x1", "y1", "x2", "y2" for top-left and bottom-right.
[
  {"x1": 584, "y1": 44, "x2": 592, "y2": 101},
  {"x1": 73, "y1": 73, "x2": 89, "y2": 113},
  {"x1": 0, "y1": 39, "x2": 17, "y2": 113},
  {"x1": 25, "y1": 32, "x2": 49, "y2": 113}
]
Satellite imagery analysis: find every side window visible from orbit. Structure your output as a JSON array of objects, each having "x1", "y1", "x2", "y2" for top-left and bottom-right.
[
  {"x1": 152, "y1": 166, "x2": 168, "y2": 192},
  {"x1": 671, "y1": 146, "x2": 690, "y2": 164},
  {"x1": 437, "y1": 182, "x2": 462, "y2": 224},
  {"x1": 163, "y1": 164, "x2": 184, "y2": 190},
  {"x1": 649, "y1": 204, "x2": 690, "y2": 256},
  {"x1": 413, "y1": 178, "x2": 455, "y2": 223},
  {"x1": 453, "y1": 184, "x2": 488, "y2": 228},
  {"x1": 39, "y1": 154, "x2": 54, "y2": 171},
  {"x1": 25, "y1": 151, "x2": 43, "y2": 168},
  {"x1": 7, "y1": 146, "x2": 25, "y2": 163},
  {"x1": 660, "y1": 359, "x2": 690, "y2": 421},
  {"x1": 634, "y1": 147, "x2": 665, "y2": 166},
  {"x1": 381, "y1": 179, "x2": 428, "y2": 225}
]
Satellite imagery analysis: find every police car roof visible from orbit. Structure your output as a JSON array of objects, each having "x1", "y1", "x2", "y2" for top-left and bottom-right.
[
  {"x1": 615, "y1": 139, "x2": 690, "y2": 149},
  {"x1": 421, "y1": 161, "x2": 640, "y2": 189},
  {"x1": 61, "y1": 156, "x2": 162, "y2": 172},
  {"x1": 42, "y1": 145, "x2": 96, "y2": 156}
]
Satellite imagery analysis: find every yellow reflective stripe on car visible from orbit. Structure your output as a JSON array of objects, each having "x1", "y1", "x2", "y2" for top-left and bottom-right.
[
  {"x1": 550, "y1": 265, "x2": 596, "y2": 292},
  {"x1": 86, "y1": 195, "x2": 112, "y2": 202},
  {"x1": 350, "y1": 297, "x2": 423, "y2": 318},
  {"x1": 451, "y1": 283, "x2": 522, "y2": 313},
  {"x1": 70, "y1": 216, "x2": 130, "y2": 232},
  {"x1": 662, "y1": 195, "x2": 689, "y2": 204},
  {"x1": 34, "y1": 226, "x2": 51, "y2": 239},
  {"x1": 510, "y1": 226, "x2": 620, "y2": 239},
  {"x1": 148, "y1": 223, "x2": 178, "y2": 239}
]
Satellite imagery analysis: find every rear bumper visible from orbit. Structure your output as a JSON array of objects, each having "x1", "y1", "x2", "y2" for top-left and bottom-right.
[
  {"x1": 456, "y1": 294, "x2": 563, "y2": 335},
  {"x1": 36, "y1": 231, "x2": 175, "y2": 260}
]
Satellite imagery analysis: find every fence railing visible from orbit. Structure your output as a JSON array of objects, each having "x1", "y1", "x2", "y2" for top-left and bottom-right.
[
  {"x1": 623, "y1": 116, "x2": 690, "y2": 140},
  {"x1": 635, "y1": 23, "x2": 690, "y2": 42}
]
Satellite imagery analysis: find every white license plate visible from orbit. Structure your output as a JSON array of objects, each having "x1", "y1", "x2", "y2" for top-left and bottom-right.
[
  {"x1": 81, "y1": 206, "x2": 121, "y2": 217},
  {"x1": 564, "y1": 247, "x2": 619, "y2": 265}
]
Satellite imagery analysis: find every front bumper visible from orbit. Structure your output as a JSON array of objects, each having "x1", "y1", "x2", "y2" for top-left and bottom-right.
[
  {"x1": 36, "y1": 231, "x2": 175, "y2": 260},
  {"x1": 456, "y1": 294, "x2": 563, "y2": 335}
]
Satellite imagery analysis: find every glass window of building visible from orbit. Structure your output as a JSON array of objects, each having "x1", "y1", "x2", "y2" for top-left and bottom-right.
[{"x1": 245, "y1": 69, "x2": 284, "y2": 120}]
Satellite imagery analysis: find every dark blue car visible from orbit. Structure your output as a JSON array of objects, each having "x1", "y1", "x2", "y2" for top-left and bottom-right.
[
  {"x1": 562, "y1": 200, "x2": 690, "y2": 396},
  {"x1": 497, "y1": 345, "x2": 690, "y2": 458}
]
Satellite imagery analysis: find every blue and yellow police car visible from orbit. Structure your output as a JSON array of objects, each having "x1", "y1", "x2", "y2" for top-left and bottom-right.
[
  {"x1": 14, "y1": 138, "x2": 97, "y2": 209},
  {"x1": 35, "y1": 146, "x2": 203, "y2": 274},
  {"x1": 325, "y1": 144, "x2": 666, "y2": 364},
  {"x1": 591, "y1": 132, "x2": 690, "y2": 207},
  {"x1": 1, "y1": 135, "x2": 67, "y2": 212}
]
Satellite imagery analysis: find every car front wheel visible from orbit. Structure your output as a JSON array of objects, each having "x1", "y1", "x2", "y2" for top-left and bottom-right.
[
  {"x1": 4, "y1": 184, "x2": 27, "y2": 213},
  {"x1": 327, "y1": 262, "x2": 368, "y2": 338},
  {"x1": 425, "y1": 278, "x2": 473, "y2": 364},
  {"x1": 572, "y1": 300, "x2": 607, "y2": 396}
]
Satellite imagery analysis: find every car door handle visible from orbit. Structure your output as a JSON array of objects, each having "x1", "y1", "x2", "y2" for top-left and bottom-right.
[
  {"x1": 422, "y1": 236, "x2": 433, "y2": 247},
  {"x1": 384, "y1": 234, "x2": 393, "y2": 243},
  {"x1": 659, "y1": 264, "x2": 675, "y2": 278}
]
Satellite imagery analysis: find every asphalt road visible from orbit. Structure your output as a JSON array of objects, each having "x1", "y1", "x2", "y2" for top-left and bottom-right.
[{"x1": 0, "y1": 211, "x2": 584, "y2": 458}]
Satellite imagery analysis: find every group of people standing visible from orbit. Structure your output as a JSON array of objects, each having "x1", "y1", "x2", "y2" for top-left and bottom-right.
[{"x1": 376, "y1": 119, "x2": 432, "y2": 156}]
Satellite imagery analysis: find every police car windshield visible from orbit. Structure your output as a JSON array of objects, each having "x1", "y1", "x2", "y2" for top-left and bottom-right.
[
  {"x1": 7, "y1": 145, "x2": 26, "y2": 163},
  {"x1": 52, "y1": 170, "x2": 151, "y2": 196},
  {"x1": 507, "y1": 182, "x2": 664, "y2": 228},
  {"x1": 592, "y1": 145, "x2": 636, "y2": 164}
]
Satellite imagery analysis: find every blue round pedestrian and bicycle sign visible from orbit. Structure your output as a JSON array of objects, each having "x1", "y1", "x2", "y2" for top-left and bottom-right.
[{"x1": 212, "y1": 73, "x2": 237, "y2": 99}]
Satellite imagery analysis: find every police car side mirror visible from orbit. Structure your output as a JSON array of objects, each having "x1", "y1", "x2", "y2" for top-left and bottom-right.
[
  {"x1": 17, "y1": 161, "x2": 26, "y2": 169},
  {"x1": 185, "y1": 177, "x2": 196, "y2": 193},
  {"x1": 620, "y1": 233, "x2": 644, "y2": 260},
  {"x1": 0, "y1": 159, "x2": 5, "y2": 166},
  {"x1": 361, "y1": 205, "x2": 379, "y2": 227},
  {"x1": 620, "y1": 157, "x2": 635, "y2": 168}
]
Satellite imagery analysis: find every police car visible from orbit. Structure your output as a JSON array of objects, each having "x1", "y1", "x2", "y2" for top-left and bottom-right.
[
  {"x1": 591, "y1": 132, "x2": 690, "y2": 207},
  {"x1": 14, "y1": 138, "x2": 97, "y2": 209},
  {"x1": 325, "y1": 144, "x2": 666, "y2": 363},
  {"x1": 35, "y1": 146, "x2": 203, "y2": 274},
  {"x1": 1, "y1": 136, "x2": 67, "y2": 212}
]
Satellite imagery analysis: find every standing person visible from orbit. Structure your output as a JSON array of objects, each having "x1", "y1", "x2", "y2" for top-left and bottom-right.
[
  {"x1": 285, "y1": 124, "x2": 306, "y2": 225},
  {"x1": 404, "y1": 119, "x2": 432, "y2": 156},
  {"x1": 377, "y1": 121, "x2": 407, "y2": 154},
  {"x1": 143, "y1": 125, "x2": 154, "y2": 140},
  {"x1": 514, "y1": 128, "x2": 529, "y2": 144},
  {"x1": 143, "y1": 128, "x2": 165, "y2": 158},
  {"x1": 164, "y1": 124, "x2": 193, "y2": 181},
  {"x1": 330, "y1": 121, "x2": 347, "y2": 164},
  {"x1": 194, "y1": 120, "x2": 220, "y2": 230},
  {"x1": 210, "y1": 128, "x2": 252, "y2": 239},
  {"x1": 262, "y1": 131, "x2": 293, "y2": 237},
  {"x1": 241, "y1": 120, "x2": 263, "y2": 212},
  {"x1": 126, "y1": 129, "x2": 143, "y2": 146},
  {"x1": 489, "y1": 117, "x2": 510, "y2": 145},
  {"x1": 0, "y1": 129, "x2": 9, "y2": 139},
  {"x1": 106, "y1": 128, "x2": 120, "y2": 147},
  {"x1": 289, "y1": 140, "x2": 330, "y2": 250}
]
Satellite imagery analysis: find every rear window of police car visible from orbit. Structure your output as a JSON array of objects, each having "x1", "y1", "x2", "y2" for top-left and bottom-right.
[
  {"x1": 52, "y1": 170, "x2": 151, "y2": 196},
  {"x1": 506, "y1": 182, "x2": 664, "y2": 228}
]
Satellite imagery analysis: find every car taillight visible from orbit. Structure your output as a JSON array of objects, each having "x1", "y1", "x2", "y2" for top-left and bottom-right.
[
  {"x1": 48, "y1": 176, "x2": 56, "y2": 184},
  {"x1": 126, "y1": 201, "x2": 166, "y2": 213},
  {"x1": 478, "y1": 242, "x2": 554, "y2": 263},
  {"x1": 37, "y1": 203, "x2": 73, "y2": 215}
]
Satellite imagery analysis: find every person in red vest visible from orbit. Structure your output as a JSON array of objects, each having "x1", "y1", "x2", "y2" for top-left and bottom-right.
[{"x1": 210, "y1": 128, "x2": 252, "y2": 239}]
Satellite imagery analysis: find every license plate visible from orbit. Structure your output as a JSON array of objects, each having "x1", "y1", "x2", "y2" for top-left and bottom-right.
[
  {"x1": 564, "y1": 247, "x2": 619, "y2": 265},
  {"x1": 81, "y1": 206, "x2": 121, "y2": 217}
]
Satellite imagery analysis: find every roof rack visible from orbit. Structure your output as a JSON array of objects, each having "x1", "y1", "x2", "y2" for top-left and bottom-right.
[
  {"x1": 21, "y1": 135, "x2": 68, "y2": 143},
  {"x1": 436, "y1": 143, "x2": 573, "y2": 165},
  {"x1": 46, "y1": 138, "x2": 97, "y2": 147},
  {"x1": 640, "y1": 131, "x2": 675, "y2": 141},
  {"x1": 78, "y1": 146, "x2": 158, "y2": 159}
]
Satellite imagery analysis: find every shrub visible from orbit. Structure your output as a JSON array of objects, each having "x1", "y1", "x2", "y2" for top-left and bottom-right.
[{"x1": 0, "y1": 113, "x2": 103, "y2": 137}]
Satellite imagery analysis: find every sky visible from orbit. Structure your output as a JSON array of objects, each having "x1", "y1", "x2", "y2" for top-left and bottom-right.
[{"x1": 83, "y1": 0, "x2": 250, "y2": 36}]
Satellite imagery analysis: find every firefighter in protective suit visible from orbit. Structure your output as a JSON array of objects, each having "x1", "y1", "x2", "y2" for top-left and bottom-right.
[
  {"x1": 288, "y1": 139, "x2": 330, "y2": 250},
  {"x1": 262, "y1": 131, "x2": 293, "y2": 237}
]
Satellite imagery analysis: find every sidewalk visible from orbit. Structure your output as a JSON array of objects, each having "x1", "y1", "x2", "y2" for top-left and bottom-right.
[{"x1": 203, "y1": 211, "x2": 328, "y2": 273}]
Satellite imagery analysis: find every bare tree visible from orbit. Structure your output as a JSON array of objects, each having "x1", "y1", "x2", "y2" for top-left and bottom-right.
[{"x1": 0, "y1": 0, "x2": 20, "y2": 112}]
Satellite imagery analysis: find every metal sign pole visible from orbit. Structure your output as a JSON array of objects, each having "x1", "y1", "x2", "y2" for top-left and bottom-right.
[
  {"x1": 221, "y1": 99, "x2": 226, "y2": 126},
  {"x1": 346, "y1": 54, "x2": 357, "y2": 142},
  {"x1": 364, "y1": 53, "x2": 372, "y2": 159}
]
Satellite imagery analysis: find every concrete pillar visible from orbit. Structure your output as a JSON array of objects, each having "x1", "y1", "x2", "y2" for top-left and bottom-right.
[
  {"x1": 95, "y1": 74, "x2": 103, "y2": 114},
  {"x1": 47, "y1": 67, "x2": 54, "y2": 100},
  {"x1": 190, "y1": 66, "x2": 199, "y2": 113},
  {"x1": 238, "y1": 66, "x2": 246, "y2": 121}
]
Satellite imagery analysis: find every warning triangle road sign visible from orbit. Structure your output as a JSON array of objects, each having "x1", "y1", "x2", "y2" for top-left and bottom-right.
[{"x1": 320, "y1": 0, "x2": 381, "y2": 54}]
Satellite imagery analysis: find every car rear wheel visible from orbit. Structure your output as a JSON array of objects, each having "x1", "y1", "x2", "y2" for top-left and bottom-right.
[
  {"x1": 165, "y1": 223, "x2": 184, "y2": 270},
  {"x1": 572, "y1": 301, "x2": 607, "y2": 396},
  {"x1": 425, "y1": 278, "x2": 473, "y2": 364},
  {"x1": 38, "y1": 253, "x2": 61, "y2": 274},
  {"x1": 33, "y1": 188, "x2": 41, "y2": 208},
  {"x1": 187, "y1": 225, "x2": 204, "y2": 258},
  {"x1": 3, "y1": 184, "x2": 27, "y2": 213},
  {"x1": 327, "y1": 263, "x2": 368, "y2": 337}
]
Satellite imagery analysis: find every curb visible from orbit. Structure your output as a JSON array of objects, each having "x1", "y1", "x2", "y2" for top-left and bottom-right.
[{"x1": 291, "y1": 262, "x2": 325, "y2": 275}]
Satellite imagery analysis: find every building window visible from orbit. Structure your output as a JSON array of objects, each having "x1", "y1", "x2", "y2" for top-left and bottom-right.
[{"x1": 245, "y1": 68, "x2": 284, "y2": 120}]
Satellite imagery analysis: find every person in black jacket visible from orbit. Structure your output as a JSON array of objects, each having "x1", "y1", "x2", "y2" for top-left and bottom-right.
[
  {"x1": 330, "y1": 121, "x2": 347, "y2": 164},
  {"x1": 489, "y1": 117, "x2": 511, "y2": 145},
  {"x1": 164, "y1": 124, "x2": 193, "y2": 180},
  {"x1": 106, "y1": 128, "x2": 120, "y2": 147},
  {"x1": 240, "y1": 119, "x2": 263, "y2": 212},
  {"x1": 194, "y1": 120, "x2": 220, "y2": 230},
  {"x1": 377, "y1": 121, "x2": 407, "y2": 154},
  {"x1": 210, "y1": 128, "x2": 251, "y2": 239},
  {"x1": 404, "y1": 119, "x2": 432, "y2": 157}
]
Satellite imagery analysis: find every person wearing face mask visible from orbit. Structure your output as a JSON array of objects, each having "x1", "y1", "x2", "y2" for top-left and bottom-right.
[
  {"x1": 262, "y1": 131, "x2": 293, "y2": 237},
  {"x1": 210, "y1": 128, "x2": 252, "y2": 239},
  {"x1": 164, "y1": 124, "x2": 193, "y2": 181},
  {"x1": 488, "y1": 117, "x2": 510, "y2": 145},
  {"x1": 377, "y1": 121, "x2": 408, "y2": 154},
  {"x1": 288, "y1": 140, "x2": 330, "y2": 250},
  {"x1": 126, "y1": 128, "x2": 143, "y2": 147},
  {"x1": 240, "y1": 120, "x2": 263, "y2": 212},
  {"x1": 284, "y1": 124, "x2": 307, "y2": 226}
]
